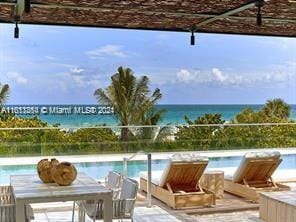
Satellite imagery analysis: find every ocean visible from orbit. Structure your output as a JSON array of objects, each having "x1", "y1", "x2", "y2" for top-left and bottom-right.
[{"x1": 3, "y1": 104, "x2": 296, "y2": 127}]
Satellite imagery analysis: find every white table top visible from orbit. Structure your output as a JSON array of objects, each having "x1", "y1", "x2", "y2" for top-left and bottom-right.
[{"x1": 11, "y1": 173, "x2": 112, "y2": 201}]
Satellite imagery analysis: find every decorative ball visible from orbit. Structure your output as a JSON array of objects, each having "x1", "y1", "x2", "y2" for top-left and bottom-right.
[
  {"x1": 51, "y1": 162, "x2": 77, "y2": 186},
  {"x1": 37, "y1": 158, "x2": 59, "y2": 183}
]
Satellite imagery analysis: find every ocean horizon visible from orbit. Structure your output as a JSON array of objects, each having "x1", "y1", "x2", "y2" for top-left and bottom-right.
[{"x1": 3, "y1": 104, "x2": 296, "y2": 128}]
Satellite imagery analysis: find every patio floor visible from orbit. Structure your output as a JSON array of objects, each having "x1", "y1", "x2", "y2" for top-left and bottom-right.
[
  {"x1": 32, "y1": 205, "x2": 262, "y2": 222},
  {"x1": 30, "y1": 191, "x2": 264, "y2": 222},
  {"x1": 31, "y1": 183, "x2": 296, "y2": 222},
  {"x1": 29, "y1": 183, "x2": 296, "y2": 222}
]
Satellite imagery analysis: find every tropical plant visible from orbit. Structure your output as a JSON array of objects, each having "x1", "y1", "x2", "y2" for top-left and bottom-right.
[
  {"x1": 133, "y1": 108, "x2": 172, "y2": 142},
  {"x1": 0, "y1": 83, "x2": 9, "y2": 106},
  {"x1": 0, "y1": 83, "x2": 10, "y2": 120},
  {"x1": 94, "y1": 66, "x2": 163, "y2": 140},
  {"x1": 175, "y1": 99, "x2": 296, "y2": 151},
  {"x1": 261, "y1": 98, "x2": 291, "y2": 120},
  {"x1": 176, "y1": 113, "x2": 225, "y2": 149},
  {"x1": 233, "y1": 108, "x2": 261, "y2": 123}
]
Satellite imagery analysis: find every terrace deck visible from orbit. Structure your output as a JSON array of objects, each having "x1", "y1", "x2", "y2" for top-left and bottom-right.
[
  {"x1": 28, "y1": 182, "x2": 296, "y2": 221},
  {"x1": 138, "y1": 181, "x2": 296, "y2": 216},
  {"x1": 137, "y1": 191, "x2": 259, "y2": 216}
]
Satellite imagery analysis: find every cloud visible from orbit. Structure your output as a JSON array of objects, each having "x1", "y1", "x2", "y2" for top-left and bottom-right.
[
  {"x1": 71, "y1": 75, "x2": 100, "y2": 88},
  {"x1": 45, "y1": 56, "x2": 56, "y2": 61},
  {"x1": 6, "y1": 72, "x2": 28, "y2": 85},
  {"x1": 86, "y1": 45, "x2": 127, "y2": 58},
  {"x1": 175, "y1": 68, "x2": 232, "y2": 85},
  {"x1": 176, "y1": 69, "x2": 197, "y2": 83},
  {"x1": 70, "y1": 67, "x2": 84, "y2": 74},
  {"x1": 212, "y1": 68, "x2": 227, "y2": 82},
  {"x1": 171, "y1": 67, "x2": 292, "y2": 87},
  {"x1": 57, "y1": 67, "x2": 100, "y2": 89}
]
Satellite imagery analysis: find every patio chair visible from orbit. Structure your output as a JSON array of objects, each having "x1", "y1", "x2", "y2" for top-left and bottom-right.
[
  {"x1": 72, "y1": 171, "x2": 122, "y2": 221},
  {"x1": 140, "y1": 153, "x2": 216, "y2": 209},
  {"x1": 98, "y1": 171, "x2": 122, "y2": 198},
  {"x1": 0, "y1": 186, "x2": 34, "y2": 222},
  {"x1": 224, "y1": 151, "x2": 290, "y2": 202},
  {"x1": 78, "y1": 178, "x2": 139, "y2": 222}
]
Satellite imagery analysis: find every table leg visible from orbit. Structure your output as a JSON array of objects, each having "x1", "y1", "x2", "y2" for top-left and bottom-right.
[
  {"x1": 15, "y1": 201, "x2": 26, "y2": 222},
  {"x1": 103, "y1": 195, "x2": 112, "y2": 222},
  {"x1": 72, "y1": 201, "x2": 76, "y2": 222},
  {"x1": 78, "y1": 203, "x2": 86, "y2": 222}
]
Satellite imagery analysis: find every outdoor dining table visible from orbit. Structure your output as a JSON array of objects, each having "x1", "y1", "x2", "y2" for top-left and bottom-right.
[{"x1": 10, "y1": 172, "x2": 113, "y2": 222}]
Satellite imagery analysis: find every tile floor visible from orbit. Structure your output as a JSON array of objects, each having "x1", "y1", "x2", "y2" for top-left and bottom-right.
[{"x1": 31, "y1": 205, "x2": 263, "y2": 222}]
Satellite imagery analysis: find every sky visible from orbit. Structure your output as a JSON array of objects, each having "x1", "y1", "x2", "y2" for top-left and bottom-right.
[{"x1": 0, "y1": 23, "x2": 295, "y2": 105}]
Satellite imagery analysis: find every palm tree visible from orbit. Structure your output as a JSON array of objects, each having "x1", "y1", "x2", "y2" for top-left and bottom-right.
[
  {"x1": 0, "y1": 83, "x2": 10, "y2": 120},
  {"x1": 261, "y1": 98, "x2": 291, "y2": 120},
  {"x1": 94, "y1": 67, "x2": 163, "y2": 141},
  {"x1": 139, "y1": 108, "x2": 170, "y2": 141},
  {"x1": 0, "y1": 84, "x2": 9, "y2": 107}
]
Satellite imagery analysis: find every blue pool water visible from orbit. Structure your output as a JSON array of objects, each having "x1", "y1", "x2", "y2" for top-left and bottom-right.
[{"x1": 1, "y1": 154, "x2": 296, "y2": 184}]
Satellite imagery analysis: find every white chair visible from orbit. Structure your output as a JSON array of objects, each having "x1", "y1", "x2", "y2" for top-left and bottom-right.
[
  {"x1": 99, "y1": 171, "x2": 122, "y2": 198},
  {"x1": 72, "y1": 171, "x2": 122, "y2": 221},
  {"x1": 79, "y1": 178, "x2": 139, "y2": 222},
  {"x1": 0, "y1": 186, "x2": 34, "y2": 222}
]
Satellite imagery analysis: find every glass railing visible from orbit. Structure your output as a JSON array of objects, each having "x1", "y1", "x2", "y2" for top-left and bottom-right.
[{"x1": 0, "y1": 123, "x2": 296, "y2": 156}]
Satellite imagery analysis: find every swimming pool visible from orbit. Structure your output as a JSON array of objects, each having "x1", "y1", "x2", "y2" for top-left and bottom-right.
[{"x1": 1, "y1": 154, "x2": 296, "y2": 184}]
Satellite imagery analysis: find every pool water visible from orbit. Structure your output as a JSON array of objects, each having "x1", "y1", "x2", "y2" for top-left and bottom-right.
[{"x1": 1, "y1": 154, "x2": 296, "y2": 184}]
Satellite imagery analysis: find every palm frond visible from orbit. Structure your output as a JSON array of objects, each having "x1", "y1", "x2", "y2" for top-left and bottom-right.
[
  {"x1": 0, "y1": 84, "x2": 10, "y2": 105},
  {"x1": 93, "y1": 66, "x2": 164, "y2": 141},
  {"x1": 154, "y1": 125, "x2": 175, "y2": 142}
]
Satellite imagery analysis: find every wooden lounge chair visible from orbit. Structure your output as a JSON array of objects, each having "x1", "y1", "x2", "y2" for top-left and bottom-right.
[
  {"x1": 224, "y1": 151, "x2": 290, "y2": 202},
  {"x1": 140, "y1": 153, "x2": 215, "y2": 209}
]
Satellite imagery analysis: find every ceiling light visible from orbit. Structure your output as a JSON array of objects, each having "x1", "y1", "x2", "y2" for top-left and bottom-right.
[
  {"x1": 190, "y1": 29, "x2": 195, "y2": 45},
  {"x1": 255, "y1": 0, "x2": 265, "y2": 26},
  {"x1": 24, "y1": 0, "x2": 31, "y2": 13},
  {"x1": 14, "y1": 22, "x2": 19, "y2": 39}
]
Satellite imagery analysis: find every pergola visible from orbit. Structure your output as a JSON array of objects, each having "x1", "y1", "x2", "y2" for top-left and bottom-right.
[{"x1": 0, "y1": 0, "x2": 295, "y2": 38}]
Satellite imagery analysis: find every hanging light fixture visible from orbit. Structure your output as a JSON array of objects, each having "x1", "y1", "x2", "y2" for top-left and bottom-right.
[
  {"x1": 14, "y1": 22, "x2": 19, "y2": 39},
  {"x1": 24, "y1": 0, "x2": 31, "y2": 13},
  {"x1": 255, "y1": 0, "x2": 265, "y2": 26},
  {"x1": 13, "y1": 0, "x2": 24, "y2": 39},
  {"x1": 190, "y1": 26, "x2": 196, "y2": 46},
  {"x1": 190, "y1": 29, "x2": 195, "y2": 45}
]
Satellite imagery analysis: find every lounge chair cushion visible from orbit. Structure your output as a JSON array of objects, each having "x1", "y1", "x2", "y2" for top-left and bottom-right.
[
  {"x1": 170, "y1": 153, "x2": 208, "y2": 163},
  {"x1": 218, "y1": 167, "x2": 296, "y2": 182},
  {"x1": 232, "y1": 151, "x2": 281, "y2": 183},
  {"x1": 139, "y1": 171, "x2": 163, "y2": 186}
]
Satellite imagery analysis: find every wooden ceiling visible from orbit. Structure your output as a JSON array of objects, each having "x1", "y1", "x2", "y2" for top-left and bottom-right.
[{"x1": 0, "y1": 0, "x2": 296, "y2": 37}]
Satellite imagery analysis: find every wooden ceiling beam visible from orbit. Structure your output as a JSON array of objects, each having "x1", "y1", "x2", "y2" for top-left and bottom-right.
[
  {"x1": 1, "y1": 1, "x2": 295, "y2": 25},
  {"x1": 196, "y1": 0, "x2": 270, "y2": 27}
]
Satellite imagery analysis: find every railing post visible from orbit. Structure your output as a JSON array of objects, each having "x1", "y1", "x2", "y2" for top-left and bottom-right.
[
  {"x1": 147, "y1": 153, "x2": 152, "y2": 208},
  {"x1": 123, "y1": 157, "x2": 128, "y2": 178}
]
